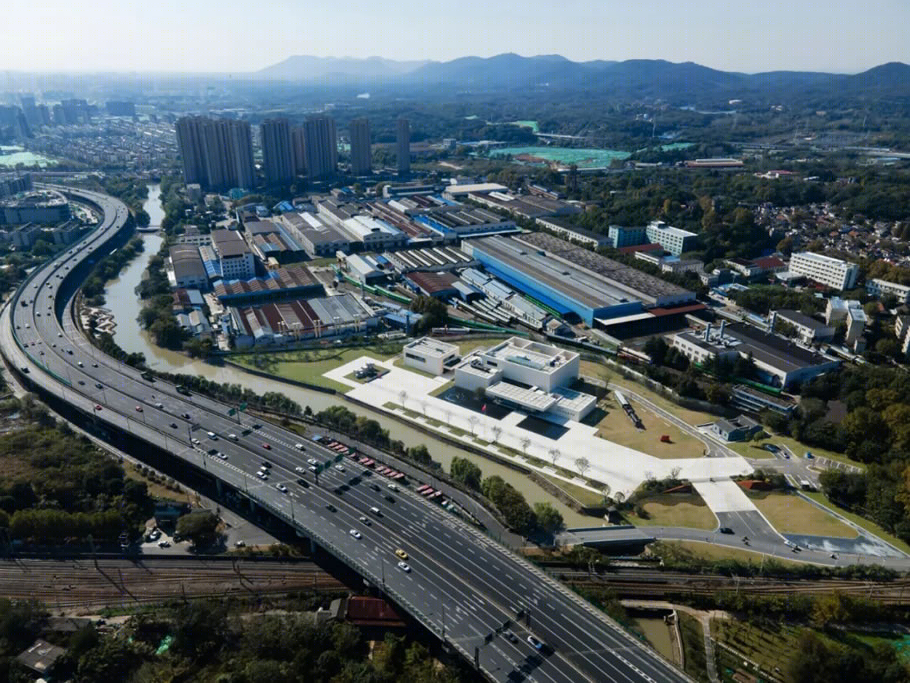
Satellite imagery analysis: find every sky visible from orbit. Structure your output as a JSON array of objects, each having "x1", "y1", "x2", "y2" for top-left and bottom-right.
[{"x1": 4, "y1": 0, "x2": 908, "y2": 74}]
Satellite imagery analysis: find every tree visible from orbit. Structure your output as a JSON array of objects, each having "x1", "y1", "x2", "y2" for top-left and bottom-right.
[
  {"x1": 533, "y1": 502, "x2": 564, "y2": 534},
  {"x1": 520, "y1": 437, "x2": 531, "y2": 455},
  {"x1": 406, "y1": 444, "x2": 431, "y2": 465},
  {"x1": 491, "y1": 425, "x2": 502, "y2": 442},
  {"x1": 549, "y1": 448, "x2": 560, "y2": 466},
  {"x1": 450, "y1": 457, "x2": 482, "y2": 491},
  {"x1": 575, "y1": 457, "x2": 590, "y2": 479},
  {"x1": 175, "y1": 510, "x2": 220, "y2": 548}
]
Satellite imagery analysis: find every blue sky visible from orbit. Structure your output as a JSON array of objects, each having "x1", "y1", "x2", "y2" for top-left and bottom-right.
[{"x1": 4, "y1": 0, "x2": 907, "y2": 73}]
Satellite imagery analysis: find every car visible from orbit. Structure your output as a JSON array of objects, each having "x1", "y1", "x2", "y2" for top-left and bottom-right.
[
  {"x1": 763, "y1": 444, "x2": 780, "y2": 453},
  {"x1": 295, "y1": 466, "x2": 305, "y2": 473},
  {"x1": 385, "y1": 495, "x2": 395, "y2": 503},
  {"x1": 148, "y1": 529, "x2": 160, "y2": 541},
  {"x1": 527, "y1": 635, "x2": 544, "y2": 651},
  {"x1": 158, "y1": 540, "x2": 170, "y2": 548},
  {"x1": 296, "y1": 478, "x2": 309, "y2": 488},
  {"x1": 397, "y1": 561, "x2": 411, "y2": 573},
  {"x1": 191, "y1": 438, "x2": 200, "y2": 445},
  {"x1": 257, "y1": 472, "x2": 267, "y2": 480},
  {"x1": 252, "y1": 423, "x2": 262, "y2": 429},
  {"x1": 504, "y1": 631, "x2": 518, "y2": 643},
  {"x1": 325, "y1": 504, "x2": 336, "y2": 512},
  {"x1": 78, "y1": 380, "x2": 85, "y2": 385},
  {"x1": 181, "y1": 413, "x2": 191, "y2": 420},
  {"x1": 307, "y1": 458, "x2": 318, "y2": 465},
  {"x1": 369, "y1": 506, "x2": 381, "y2": 515},
  {"x1": 719, "y1": 527, "x2": 734, "y2": 534},
  {"x1": 77, "y1": 361, "x2": 83, "y2": 367},
  {"x1": 95, "y1": 382, "x2": 103, "y2": 389},
  {"x1": 228, "y1": 433, "x2": 238, "y2": 441},
  {"x1": 334, "y1": 464, "x2": 345, "y2": 472},
  {"x1": 92, "y1": 363, "x2": 98, "y2": 368},
  {"x1": 358, "y1": 515, "x2": 371, "y2": 526},
  {"x1": 349, "y1": 529, "x2": 362, "y2": 539},
  {"x1": 170, "y1": 422, "x2": 178, "y2": 429},
  {"x1": 276, "y1": 483, "x2": 288, "y2": 493},
  {"x1": 262, "y1": 443, "x2": 271, "y2": 450},
  {"x1": 57, "y1": 333, "x2": 62, "y2": 338},
  {"x1": 67, "y1": 349, "x2": 73, "y2": 355},
  {"x1": 387, "y1": 483, "x2": 398, "y2": 491},
  {"x1": 218, "y1": 453, "x2": 228, "y2": 460},
  {"x1": 135, "y1": 405, "x2": 143, "y2": 412},
  {"x1": 94, "y1": 404, "x2": 102, "y2": 411},
  {"x1": 261, "y1": 461, "x2": 272, "y2": 469},
  {"x1": 395, "y1": 548, "x2": 408, "y2": 560},
  {"x1": 370, "y1": 484, "x2": 380, "y2": 491},
  {"x1": 234, "y1": 540, "x2": 246, "y2": 547},
  {"x1": 206, "y1": 431, "x2": 216, "y2": 439},
  {"x1": 295, "y1": 443, "x2": 305, "y2": 451},
  {"x1": 308, "y1": 465, "x2": 318, "y2": 472}
]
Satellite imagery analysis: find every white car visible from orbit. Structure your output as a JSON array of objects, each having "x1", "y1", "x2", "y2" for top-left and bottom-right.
[
  {"x1": 295, "y1": 443, "x2": 305, "y2": 450},
  {"x1": 387, "y1": 483, "x2": 398, "y2": 491},
  {"x1": 307, "y1": 458, "x2": 318, "y2": 465},
  {"x1": 257, "y1": 471, "x2": 267, "y2": 480},
  {"x1": 218, "y1": 452, "x2": 228, "y2": 460},
  {"x1": 228, "y1": 433, "x2": 238, "y2": 441},
  {"x1": 358, "y1": 515, "x2": 371, "y2": 526},
  {"x1": 397, "y1": 561, "x2": 411, "y2": 573},
  {"x1": 276, "y1": 483, "x2": 288, "y2": 493},
  {"x1": 206, "y1": 431, "x2": 217, "y2": 439},
  {"x1": 349, "y1": 529, "x2": 362, "y2": 539},
  {"x1": 191, "y1": 438, "x2": 200, "y2": 445},
  {"x1": 334, "y1": 464, "x2": 345, "y2": 472},
  {"x1": 295, "y1": 466, "x2": 305, "y2": 474}
]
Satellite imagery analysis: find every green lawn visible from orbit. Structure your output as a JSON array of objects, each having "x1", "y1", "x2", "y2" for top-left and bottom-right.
[
  {"x1": 747, "y1": 491, "x2": 857, "y2": 538},
  {"x1": 232, "y1": 345, "x2": 401, "y2": 393},
  {"x1": 677, "y1": 613, "x2": 709, "y2": 683},
  {"x1": 541, "y1": 474, "x2": 605, "y2": 508},
  {"x1": 627, "y1": 493, "x2": 718, "y2": 530},
  {"x1": 651, "y1": 540, "x2": 807, "y2": 567},
  {"x1": 804, "y1": 491, "x2": 910, "y2": 555},
  {"x1": 594, "y1": 396, "x2": 707, "y2": 459}
]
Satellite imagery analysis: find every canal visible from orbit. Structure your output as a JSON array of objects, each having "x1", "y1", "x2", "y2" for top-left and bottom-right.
[{"x1": 101, "y1": 184, "x2": 596, "y2": 527}]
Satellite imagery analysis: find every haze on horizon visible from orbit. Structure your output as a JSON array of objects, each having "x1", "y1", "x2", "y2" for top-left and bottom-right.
[{"x1": 4, "y1": 0, "x2": 907, "y2": 75}]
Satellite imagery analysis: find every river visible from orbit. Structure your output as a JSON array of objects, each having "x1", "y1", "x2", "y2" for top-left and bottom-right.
[{"x1": 101, "y1": 184, "x2": 595, "y2": 527}]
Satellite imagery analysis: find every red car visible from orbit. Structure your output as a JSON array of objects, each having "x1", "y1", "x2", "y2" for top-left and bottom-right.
[
  {"x1": 135, "y1": 406, "x2": 143, "y2": 412},
  {"x1": 261, "y1": 443, "x2": 271, "y2": 450},
  {"x1": 94, "y1": 405, "x2": 103, "y2": 411}
]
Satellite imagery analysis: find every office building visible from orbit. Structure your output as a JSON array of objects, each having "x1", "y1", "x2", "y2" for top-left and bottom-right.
[
  {"x1": 260, "y1": 118, "x2": 295, "y2": 185},
  {"x1": 607, "y1": 224, "x2": 648, "y2": 249},
  {"x1": 349, "y1": 118, "x2": 372, "y2": 176},
  {"x1": 645, "y1": 220, "x2": 698, "y2": 256},
  {"x1": 0, "y1": 172, "x2": 32, "y2": 199},
  {"x1": 175, "y1": 116, "x2": 256, "y2": 191},
  {"x1": 303, "y1": 115, "x2": 337, "y2": 179},
  {"x1": 211, "y1": 229, "x2": 255, "y2": 280},
  {"x1": 19, "y1": 95, "x2": 39, "y2": 127},
  {"x1": 397, "y1": 118, "x2": 410, "y2": 175},
  {"x1": 866, "y1": 278, "x2": 910, "y2": 305},
  {"x1": 788, "y1": 251, "x2": 859, "y2": 291}
]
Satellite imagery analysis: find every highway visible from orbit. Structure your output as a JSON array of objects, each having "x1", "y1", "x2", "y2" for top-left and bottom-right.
[{"x1": 2, "y1": 186, "x2": 691, "y2": 683}]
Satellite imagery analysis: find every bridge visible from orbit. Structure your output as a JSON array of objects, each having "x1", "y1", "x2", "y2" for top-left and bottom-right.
[{"x1": 1, "y1": 186, "x2": 691, "y2": 683}]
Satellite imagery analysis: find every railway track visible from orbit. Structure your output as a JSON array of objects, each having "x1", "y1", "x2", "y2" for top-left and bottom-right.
[{"x1": 0, "y1": 558, "x2": 346, "y2": 610}]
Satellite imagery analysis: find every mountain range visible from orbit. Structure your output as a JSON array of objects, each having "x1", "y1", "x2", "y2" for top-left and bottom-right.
[{"x1": 256, "y1": 53, "x2": 910, "y2": 99}]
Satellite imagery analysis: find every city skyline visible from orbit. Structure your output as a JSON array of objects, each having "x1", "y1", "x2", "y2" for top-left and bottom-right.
[{"x1": 2, "y1": 0, "x2": 908, "y2": 75}]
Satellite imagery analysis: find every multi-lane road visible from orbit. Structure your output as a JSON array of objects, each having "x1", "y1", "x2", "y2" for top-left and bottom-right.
[{"x1": 2, "y1": 186, "x2": 690, "y2": 683}]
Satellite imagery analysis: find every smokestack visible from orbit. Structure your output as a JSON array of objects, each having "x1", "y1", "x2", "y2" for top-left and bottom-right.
[{"x1": 704, "y1": 323, "x2": 712, "y2": 342}]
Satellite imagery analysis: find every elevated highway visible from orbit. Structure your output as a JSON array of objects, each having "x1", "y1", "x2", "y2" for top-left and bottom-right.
[{"x1": 2, "y1": 186, "x2": 690, "y2": 683}]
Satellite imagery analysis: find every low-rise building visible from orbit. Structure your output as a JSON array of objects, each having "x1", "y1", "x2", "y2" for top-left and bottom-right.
[
  {"x1": 730, "y1": 385, "x2": 795, "y2": 416},
  {"x1": 866, "y1": 278, "x2": 910, "y2": 305},
  {"x1": 535, "y1": 216, "x2": 608, "y2": 248},
  {"x1": 711, "y1": 415, "x2": 762, "y2": 442},
  {"x1": 168, "y1": 245, "x2": 208, "y2": 289},
  {"x1": 475, "y1": 337, "x2": 578, "y2": 392},
  {"x1": 773, "y1": 309, "x2": 835, "y2": 344},
  {"x1": 826, "y1": 297, "x2": 867, "y2": 346},
  {"x1": 645, "y1": 220, "x2": 698, "y2": 256},
  {"x1": 403, "y1": 337, "x2": 460, "y2": 375},
  {"x1": 11, "y1": 222, "x2": 41, "y2": 248}
]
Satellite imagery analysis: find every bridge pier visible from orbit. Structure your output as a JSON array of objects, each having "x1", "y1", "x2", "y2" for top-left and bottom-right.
[{"x1": 215, "y1": 479, "x2": 223, "y2": 497}]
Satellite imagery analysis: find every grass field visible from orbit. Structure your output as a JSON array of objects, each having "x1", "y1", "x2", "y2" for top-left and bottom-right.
[
  {"x1": 724, "y1": 439, "x2": 777, "y2": 460},
  {"x1": 627, "y1": 493, "x2": 718, "y2": 530},
  {"x1": 541, "y1": 474, "x2": 605, "y2": 508},
  {"x1": 232, "y1": 345, "x2": 402, "y2": 393},
  {"x1": 594, "y1": 396, "x2": 707, "y2": 459},
  {"x1": 712, "y1": 618, "x2": 803, "y2": 682},
  {"x1": 747, "y1": 491, "x2": 857, "y2": 538},
  {"x1": 804, "y1": 491, "x2": 910, "y2": 555},
  {"x1": 652, "y1": 540, "x2": 806, "y2": 567},
  {"x1": 677, "y1": 613, "x2": 709, "y2": 683}
]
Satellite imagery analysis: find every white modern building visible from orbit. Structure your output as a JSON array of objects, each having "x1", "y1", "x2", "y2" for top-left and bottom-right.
[
  {"x1": 403, "y1": 337, "x2": 459, "y2": 375},
  {"x1": 340, "y1": 215, "x2": 407, "y2": 251},
  {"x1": 477, "y1": 337, "x2": 579, "y2": 392},
  {"x1": 211, "y1": 230, "x2": 255, "y2": 280},
  {"x1": 826, "y1": 297, "x2": 867, "y2": 347},
  {"x1": 866, "y1": 278, "x2": 910, "y2": 305},
  {"x1": 645, "y1": 220, "x2": 698, "y2": 256},
  {"x1": 788, "y1": 252, "x2": 859, "y2": 291}
]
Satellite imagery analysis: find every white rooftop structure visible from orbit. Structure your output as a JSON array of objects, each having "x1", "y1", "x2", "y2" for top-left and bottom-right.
[
  {"x1": 479, "y1": 337, "x2": 579, "y2": 392},
  {"x1": 403, "y1": 336, "x2": 460, "y2": 375},
  {"x1": 442, "y1": 183, "x2": 509, "y2": 198}
]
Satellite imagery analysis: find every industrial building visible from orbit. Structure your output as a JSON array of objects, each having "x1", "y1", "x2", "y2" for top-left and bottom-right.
[
  {"x1": 535, "y1": 216, "x2": 609, "y2": 249},
  {"x1": 403, "y1": 337, "x2": 460, "y2": 374},
  {"x1": 226, "y1": 293, "x2": 376, "y2": 348},
  {"x1": 466, "y1": 233, "x2": 695, "y2": 326},
  {"x1": 670, "y1": 321, "x2": 840, "y2": 389},
  {"x1": 405, "y1": 271, "x2": 460, "y2": 299},
  {"x1": 788, "y1": 251, "x2": 859, "y2": 291},
  {"x1": 381, "y1": 246, "x2": 475, "y2": 273},
  {"x1": 279, "y1": 211, "x2": 350, "y2": 257},
  {"x1": 773, "y1": 309, "x2": 835, "y2": 344},
  {"x1": 213, "y1": 265, "x2": 322, "y2": 305},
  {"x1": 469, "y1": 191, "x2": 582, "y2": 220},
  {"x1": 340, "y1": 215, "x2": 407, "y2": 251},
  {"x1": 168, "y1": 245, "x2": 209, "y2": 289},
  {"x1": 410, "y1": 206, "x2": 516, "y2": 239}
]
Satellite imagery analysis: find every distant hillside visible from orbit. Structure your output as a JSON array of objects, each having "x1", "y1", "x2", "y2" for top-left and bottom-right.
[{"x1": 254, "y1": 53, "x2": 910, "y2": 100}]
